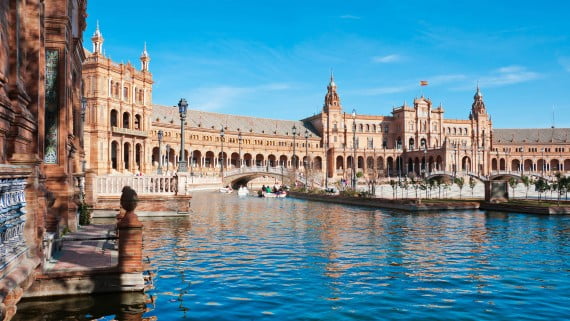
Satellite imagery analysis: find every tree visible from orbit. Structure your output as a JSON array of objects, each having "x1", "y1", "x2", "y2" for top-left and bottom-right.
[
  {"x1": 454, "y1": 177, "x2": 465, "y2": 199},
  {"x1": 508, "y1": 177, "x2": 518, "y2": 199},
  {"x1": 389, "y1": 179, "x2": 397, "y2": 199},
  {"x1": 469, "y1": 177, "x2": 477, "y2": 198},
  {"x1": 534, "y1": 178, "x2": 548, "y2": 201},
  {"x1": 521, "y1": 175, "x2": 531, "y2": 199}
]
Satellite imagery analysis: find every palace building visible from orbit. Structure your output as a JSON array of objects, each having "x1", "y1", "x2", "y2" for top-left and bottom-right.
[{"x1": 82, "y1": 26, "x2": 570, "y2": 188}]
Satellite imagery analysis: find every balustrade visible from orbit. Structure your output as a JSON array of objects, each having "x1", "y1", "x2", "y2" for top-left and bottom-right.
[
  {"x1": 0, "y1": 178, "x2": 28, "y2": 267},
  {"x1": 96, "y1": 175, "x2": 177, "y2": 195}
]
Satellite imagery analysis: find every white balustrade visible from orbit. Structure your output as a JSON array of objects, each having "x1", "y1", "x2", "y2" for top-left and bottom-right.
[{"x1": 96, "y1": 174, "x2": 178, "y2": 195}]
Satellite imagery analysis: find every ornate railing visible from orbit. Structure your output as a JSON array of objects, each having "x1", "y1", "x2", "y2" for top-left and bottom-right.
[
  {"x1": 0, "y1": 177, "x2": 28, "y2": 267},
  {"x1": 96, "y1": 175, "x2": 176, "y2": 195},
  {"x1": 111, "y1": 126, "x2": 148, "y2": 137},
  {"x1": 223, "y1": 166, "x2": 293, "y2": 177}
]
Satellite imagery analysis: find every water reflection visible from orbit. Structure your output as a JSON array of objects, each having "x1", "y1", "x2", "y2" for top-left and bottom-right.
[
  {"x1": 14, "y1": 192, "x2": 570, "y2": 320},
  {"x1": 14, "y1": 292, "x2": 153, "y2": 321}
]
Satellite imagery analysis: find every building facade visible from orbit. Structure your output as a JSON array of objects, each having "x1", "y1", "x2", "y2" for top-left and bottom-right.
[
  {"x1": 83, "y1": 29, "x2": 570, "y2": 187},
  {"x1": 0, "y1": 0, "x2": 87, "y2": 318}
]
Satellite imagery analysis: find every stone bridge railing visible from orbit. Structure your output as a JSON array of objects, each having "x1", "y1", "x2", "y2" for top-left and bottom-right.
[{"x1": 223, "y1": 166, "x2": 293, "y2": 178}]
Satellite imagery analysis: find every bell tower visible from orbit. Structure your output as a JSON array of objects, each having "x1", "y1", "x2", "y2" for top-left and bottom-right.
[
  {"x1": 471, "y1": 84, "x2": 487, "y2": 119},
  {"x1": 140, "y1": 42, "x2": 150, "y2": 72},
  {"x1": 323, "y1": 72, "x2": 341, "y2": 113},
  {"x1": 91, "y1": 21, "x2": 103, "y2": 55}
]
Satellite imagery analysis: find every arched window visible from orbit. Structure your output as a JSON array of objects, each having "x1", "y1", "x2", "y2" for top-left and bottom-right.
[
  {"x1": 110, "y1": 110, "x2": 118, "y2": 127},
  {"x1": 134, "y1": 114, "x2": 142, "y2": 130},
  {"x1": 123, "y1": 87, "x2": 129, "y2": 101},
  {"x1": 123, "y1": 112, "x2": 130, "y2": 129}
]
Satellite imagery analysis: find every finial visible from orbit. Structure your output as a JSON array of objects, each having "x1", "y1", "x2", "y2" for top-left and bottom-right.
[
  {"x1": 93, "y1": 20, "x2": 102, "y2": 38},
  {"x1": 329, "y1": 68, "x2": 336, "y2": 87}
]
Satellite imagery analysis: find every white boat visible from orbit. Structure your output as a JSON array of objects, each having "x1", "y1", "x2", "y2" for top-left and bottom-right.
[
  {"x1": 219, "y1": 187, "x2": 233, "y2": 193},
  {"x1": 262, "y1": 191, "x2": 287, "y2": 198},
  {"x1": 237, "y1": 187, "x2": 249, "y2": 196}
]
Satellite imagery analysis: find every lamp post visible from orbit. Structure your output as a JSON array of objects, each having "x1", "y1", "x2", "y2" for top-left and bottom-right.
[
  {"x1": 177, "y1": 98, "x2": 188, "y2": 172},
  {"x1": 165, "y1": 144, "x2": 170, "y2": 173},
  {"x1": 157, "y1": 130, "x2": 163, "y2": 174},
  {"x1": 304, "y1": 129, "x2": 309, "y2": 188},
  {"x1": 220, "y1": 127, "x2": 225, "y2": 178},
  {"x1": 238, "y1": 131, "x2": 243, "y2": 169},
  {"x1": 423, "y1": 147, "x2": 427, "y2": 177},
  {"x1": 324, "y1": 141, "x2": 328, "y2": 189},
  {"x1": 292, "y1": 125, "x2": 297, "y2": 186},
  {"x1": 352, "y1": 108, "x2": 357, "y2": 190},
  {"x1": 541, "y1": 148, "x2": 545, "y2": 175}
]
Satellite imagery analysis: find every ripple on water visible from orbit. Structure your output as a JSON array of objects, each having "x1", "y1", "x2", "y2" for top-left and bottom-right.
[{"x1": 19, "y1": 192, "x2": 565, "y2": 321}]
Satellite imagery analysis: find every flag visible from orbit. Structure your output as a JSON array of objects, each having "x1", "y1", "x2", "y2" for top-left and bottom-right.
[{"x1": 420, "y1": 80, "x2": 429, "y2": 86}]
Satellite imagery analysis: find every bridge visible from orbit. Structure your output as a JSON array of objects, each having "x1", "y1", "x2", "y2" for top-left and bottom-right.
[
  {"x1": 223, "y1": 166, "x2": 298, "y2": 186},
  {"x1": 426, "y1": 170, "x2": 551, "y2": 182}
]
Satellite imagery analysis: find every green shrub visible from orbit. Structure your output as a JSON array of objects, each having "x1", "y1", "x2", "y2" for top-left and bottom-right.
[{"x1": 79, "y1": 202, "x2": 91, "y2": 225}]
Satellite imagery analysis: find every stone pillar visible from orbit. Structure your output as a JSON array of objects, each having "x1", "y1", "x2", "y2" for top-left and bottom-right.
[{"x1": 117, "y1": 187, "x2": 143, "y2": 274}]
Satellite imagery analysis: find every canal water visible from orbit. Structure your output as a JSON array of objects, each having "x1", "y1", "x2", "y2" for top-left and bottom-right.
[{"x1": 15, "y1": 192, "x2": 570, "y2": 320}]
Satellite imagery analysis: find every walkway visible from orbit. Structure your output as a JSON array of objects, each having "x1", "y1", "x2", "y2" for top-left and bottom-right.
[{"x1": 45, "y1": 225, "x2": 118, "y2": 272}]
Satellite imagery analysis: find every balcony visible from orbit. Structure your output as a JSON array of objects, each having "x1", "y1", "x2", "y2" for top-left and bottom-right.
[{"x1": 111, "y1": 126, "x2": 149, "y2": 137}]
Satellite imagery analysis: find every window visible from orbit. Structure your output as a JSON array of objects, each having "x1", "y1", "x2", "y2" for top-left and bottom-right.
[{"x1": 123, "y1": 87, "x2": 129, "y2": 101}]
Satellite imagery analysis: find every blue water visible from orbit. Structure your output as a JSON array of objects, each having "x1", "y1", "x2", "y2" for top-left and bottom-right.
[
  {"x1": 142, "y1": 192, "x2": 570, "y2": 320},
  {"x1": 14, "y1": 192, "x2": 570, "y2": 320}
]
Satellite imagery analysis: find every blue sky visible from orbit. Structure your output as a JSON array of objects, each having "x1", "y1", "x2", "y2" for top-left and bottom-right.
[{"x1": 85, "y1": 1, "x2": 570, "y2": 128}]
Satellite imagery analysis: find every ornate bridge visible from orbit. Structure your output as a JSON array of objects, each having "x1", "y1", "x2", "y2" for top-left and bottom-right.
[
  {"x1": 426, "y1": 170, "x2": 551, "y2": 182},
  {"x1": 222, "y1": 166, "x2": 295, "y2": 185}
]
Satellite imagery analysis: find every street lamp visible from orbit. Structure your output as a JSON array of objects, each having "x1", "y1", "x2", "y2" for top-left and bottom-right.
[
  {"x1": 541, "y1": 148, "x2": 545, "y2": 175},
  {"x1": 292, "y1": 124, "x2": 297, "y2": 186},
  {"x1": 238, "y1": 130, "x2": 243, "y2": 169},
  {"x1": 304, "y1": 129, "x2": 309, "y2": 188},
  {"x1": 165, "y1": 144, "x2": 170, "y2": 173},
  {"x1": 423, "y1": 147, "x2": 427, "y2": 177},
  {"x1": 220, "y1": 127, "x2": 225, "y2": 178},
  {"x1": 157, "y1": 130, "x2": 163, "y2": 174},
  {"x1": 352, "y1": 108, "x2": 357, "y2": 190},
  {"x1": 177, "y1": 98, "x2": 188, "y2": 172}
]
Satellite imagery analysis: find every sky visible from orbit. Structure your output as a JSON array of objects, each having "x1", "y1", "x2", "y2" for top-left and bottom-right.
[{"x1": 85, "y1": 1, "x2": 570, "y2": 128}]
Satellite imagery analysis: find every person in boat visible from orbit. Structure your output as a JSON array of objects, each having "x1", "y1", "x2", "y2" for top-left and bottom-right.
[
  {"x1": 266, "y1": 186, "x2": 272, "y2": 193},
  {"x1": 272, "y1": 185, "x2": 277, "y2": 193}
]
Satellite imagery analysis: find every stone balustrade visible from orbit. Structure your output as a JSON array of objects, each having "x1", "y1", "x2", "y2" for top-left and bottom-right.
[
  {"x1": 96, "y1": 175, "x2": 177, "y2": 195},
  {"x1": 0, "y1": 177, "x2": 28, "y2": 268}
]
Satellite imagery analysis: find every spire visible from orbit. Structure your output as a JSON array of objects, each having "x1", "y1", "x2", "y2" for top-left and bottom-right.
[
  {"x1": 471, "y1": 84, "x2": 486, "y2": 118},
  {"x1": 474, "y1": 81, "x2": 482, "y2": 99},
  {"x1": 140, "y1": 42, "x2": 151, "y2": 71},
  {"x1": 91, "y1": 20, "x2": 104, "y2": 54},
  {"x1": 323, "y1": 72, "x2": 341, "y2": 113},
  {"x1": 329, "y1": 69, "x2": 336, "y2": 88}
]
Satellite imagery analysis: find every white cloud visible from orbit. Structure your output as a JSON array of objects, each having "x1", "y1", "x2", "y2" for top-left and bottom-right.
[
  {"x1": 480, "y1": 65, "x2": 540, "y2": 87},
  {"x1": 189, "y1": 83, "x2": 292, "y2": 111},
  {"x1": 372, "y1": 54, "x2": 402, "y2": 63},
  {"x1": 340, "y1": 15, "x2": 361, "y2": 20}
]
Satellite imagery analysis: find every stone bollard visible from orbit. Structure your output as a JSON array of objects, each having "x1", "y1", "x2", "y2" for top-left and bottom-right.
[{"x1": 117, "y1": 186, "x2": 143, "y2": 274}]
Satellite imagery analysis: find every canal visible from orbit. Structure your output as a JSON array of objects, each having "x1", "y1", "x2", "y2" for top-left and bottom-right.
[{"x1": 15, "y1": 192, "x2": 570, "y2": 320}]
